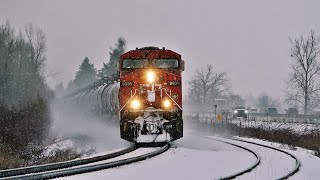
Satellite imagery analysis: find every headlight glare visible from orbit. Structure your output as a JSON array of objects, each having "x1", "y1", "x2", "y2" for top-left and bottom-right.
[
  {"x1": 163, "y1": 99, "x2": 171, "y2": 109},
  {"x1": 131, "y1": 99, "x2": 141, "y2": 109},
  {"x1": 147, "y1": 70, "x2": 155, "y2": 83}
]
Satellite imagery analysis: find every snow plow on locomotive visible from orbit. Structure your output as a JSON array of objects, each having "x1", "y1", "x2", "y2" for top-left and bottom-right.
[
  {"x1": 66, "y1": 47, "x2": 185, "y2": 143},
  {"x1": 118, "y1": 47, "x2": 185, "y2": 143}
]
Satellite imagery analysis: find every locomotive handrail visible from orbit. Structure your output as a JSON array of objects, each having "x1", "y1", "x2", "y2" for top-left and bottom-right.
[
  {"x1": 118, "y1": 88, "x2": 182, "y2": 112},
  {"x1": 161, "y1": 88, "x2": 182, "y2": 110},
  {"x1": 119, "y1": 89, "x2": 139, "y2": 113}
]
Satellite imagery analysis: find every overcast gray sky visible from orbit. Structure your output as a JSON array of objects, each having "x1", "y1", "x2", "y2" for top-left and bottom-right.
[{"x1": 1, "y1": 0, "x2": 320, "y2": 98}]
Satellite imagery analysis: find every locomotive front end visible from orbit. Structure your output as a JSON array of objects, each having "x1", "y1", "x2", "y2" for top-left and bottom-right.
[{"x1": 119, "y1": 47, "x2": 184, "y2": 143}]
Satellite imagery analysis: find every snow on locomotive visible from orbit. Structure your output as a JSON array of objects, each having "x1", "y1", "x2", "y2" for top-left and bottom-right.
[{"x1": 118, "y1": 47, "x2": 185, "y2": 143}]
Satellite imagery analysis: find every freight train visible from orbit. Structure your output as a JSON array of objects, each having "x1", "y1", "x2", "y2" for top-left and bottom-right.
[{"x1": 69, "y1": 47, "x2": 185, "y2": 143}]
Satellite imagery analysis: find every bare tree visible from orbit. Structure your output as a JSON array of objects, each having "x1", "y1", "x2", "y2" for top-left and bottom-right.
[
  {"x1": 256, "y1": 93, "x2": 278, "y2": 113},
  {"x1": 0, "y1": 21, "x2": 48, "y2": 109},
  {"x1": 25, "y1": 23, "x2": 47, "y2": 74},
  {"x1": 188, "y1": 64, "x2": 229, "y2": 106},
  {"x1": 286, "y1": 30, "x2": 320, "y2": 115},
  {"x1": 228, "y1": 93, "x2": 245, "y2": 108}
]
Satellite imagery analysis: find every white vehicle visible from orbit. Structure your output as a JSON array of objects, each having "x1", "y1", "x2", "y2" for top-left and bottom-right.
[{"x1": 233, "y1": 107, "x2": 248, "y2": 119}]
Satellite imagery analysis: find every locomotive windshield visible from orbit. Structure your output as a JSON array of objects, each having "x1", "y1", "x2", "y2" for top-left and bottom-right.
[
  {"x1": 152, "y1": 59, "x2": 179, "y2": 68},
  {"x1": 122, "y1": 58, "x2": 179, "y2": 69},
  {"x1": 122, "y1": 59, "x2": 149, "y2": 69}
]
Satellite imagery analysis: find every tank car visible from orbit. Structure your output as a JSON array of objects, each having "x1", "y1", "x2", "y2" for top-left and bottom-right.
[{"x1": 118, "y1": 47, "x2": 185, "y2": 143}]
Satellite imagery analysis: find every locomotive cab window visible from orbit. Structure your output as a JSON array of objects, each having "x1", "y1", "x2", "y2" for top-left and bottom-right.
[
  {"x1": 152, "y1": 59, "x2": 179, "y2": 68},
  {"x1": 122, "y1": 59, "x2": 149, "y2": 69}
]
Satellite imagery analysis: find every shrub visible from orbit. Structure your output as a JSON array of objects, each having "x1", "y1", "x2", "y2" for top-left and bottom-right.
[
  {"x1": 0, "y1": 98, "x2": 51, "y2": 168},
  {"x1": 195, "y1": 120, "x2": 320, "y2": 156}
]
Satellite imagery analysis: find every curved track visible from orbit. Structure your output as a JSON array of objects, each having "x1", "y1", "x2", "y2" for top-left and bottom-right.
[
  {"x1": 206, "y1": 137, "x2": 300, "y2": 180},
  {"x1": 204, "y1": 137, "x2": 261, "y2": 180},
  {"x1": 0, "y1": 144, "x2": 169, "y2": 180},
  {"x1": 231, "y1": 138, "x2": 300, "y2": 180}
]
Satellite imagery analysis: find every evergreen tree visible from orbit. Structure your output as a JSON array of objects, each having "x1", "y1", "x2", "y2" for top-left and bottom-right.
[
  {"x1": 73, "y1": 57, "x2": 97, "y2": 89},
  {"x1": 98, "y1": 37, "x2": 126, "y2": 78}
]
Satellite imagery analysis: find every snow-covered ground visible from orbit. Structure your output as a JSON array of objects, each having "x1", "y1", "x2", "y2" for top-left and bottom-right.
[
  {"x1": 191, "y1": 113, "x2": 320, "y2": 135},
  {"x1": 229, "y1": 119, "x2": 320, "y2": 135},
  {"x1": 61, "y1": 133, "x2": 256, "y2": 180},
  {"x1": 237, "y1": 137, "x2": 320, "y2": 180},
  {"x1": 213, "y1": 137, "x2": 297, "y2": 180},
  {"x1": 57, "y1": 118, "x2": 320, "y2": 180}
]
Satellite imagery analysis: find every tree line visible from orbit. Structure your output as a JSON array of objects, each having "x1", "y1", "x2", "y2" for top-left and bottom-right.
[
  {"x1": 187, "y1": 30, "x2": 320, "y2": 115},
  {"x1": 61, "y1": 30, "x2": 320, "y2": 115},
  {"x1": 185, "y1": 63, "x2": 280, "y2": 113},
  {"x1": 0, "y1": 20, "x2": 52, "y2": 168},
  {"x1": 58, "y1": 37, "x2": 126, "y2": 95},
  {"x1": 0, "y1": 21, "x2": 51, "y2": 109}
]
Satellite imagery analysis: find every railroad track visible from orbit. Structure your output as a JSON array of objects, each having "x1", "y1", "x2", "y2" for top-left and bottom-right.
[
  {"x1": 204, "y1": 137, "x2": 260, "y2": 180},
  {"x1": 0, "y1": 143, "x2": 169, "y2": 180},
  {"x1": 231, "y1": 138, "x2": 300, "y2": 180},
  {"x1": 206, "y1": 137, "x2": 300, "y2": 180}
]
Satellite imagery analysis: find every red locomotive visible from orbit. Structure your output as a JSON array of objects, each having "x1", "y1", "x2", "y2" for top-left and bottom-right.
[{"x1": 118, "y1": 47, "x2": 185, "y2": 143}]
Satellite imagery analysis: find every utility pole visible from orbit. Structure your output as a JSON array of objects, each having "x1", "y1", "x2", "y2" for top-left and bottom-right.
[{"x1": 214, "y1": 104, "x2": 217, "y2": 121}]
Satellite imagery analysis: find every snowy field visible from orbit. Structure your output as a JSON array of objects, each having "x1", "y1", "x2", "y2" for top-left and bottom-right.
[
  {"x1": 237, "y1": 137, "x2": 320, "y2": 180},
  {"x1": 186, "y1": 112, "x2": 320, "y2": 125},
  {"x1": 61, "y1": 134, "x2": 256, "y2": 180},
  {"x1": 229, "y1": 119, "x2": 320, "y2": 135},
  {"x1": 190, "y1": 112, "x2": 320, "y2": 135},
  {"x1": 57, "y1": 120, "x2": 320, "y2": 180},
  {"x1": 215, "y1": 137, "x2": 297, "y2": 180}
]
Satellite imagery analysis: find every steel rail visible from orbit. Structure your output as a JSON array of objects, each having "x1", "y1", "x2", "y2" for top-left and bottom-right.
[
  {"x1": 2, "y1": 143, "x2": 170, "y2": 180},
  {"x1": 231, "y1": 138, "x2": 300, "y2": 180},
  {"x1": 204, "y1": 137, "x2": 261, "y2": 180},
  {"x1": 0, "y1": 144, "x2": 137, "y2": 179}
]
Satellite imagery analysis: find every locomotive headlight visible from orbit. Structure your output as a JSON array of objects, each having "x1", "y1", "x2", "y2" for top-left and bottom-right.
[
  {"x1": 234, "y1": 110, "x2": 238, "y2": 114},
  {"x1": 146, "y1": 70, "x2": 155, "y2": 83},
  {"x1": 163, "y1": 99, "x2": 171, "y2": 109},
  {"x1": 131, "y1": 99, "x2": 141, "y2": 109},
  {"x1": 245, "y1": 110, "x2": 248, "y2": 114}
]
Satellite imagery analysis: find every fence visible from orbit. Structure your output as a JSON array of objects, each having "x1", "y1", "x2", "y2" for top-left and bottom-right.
[{"x1": 184, "y1": 112, "x2": 320, "y2": 125}]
